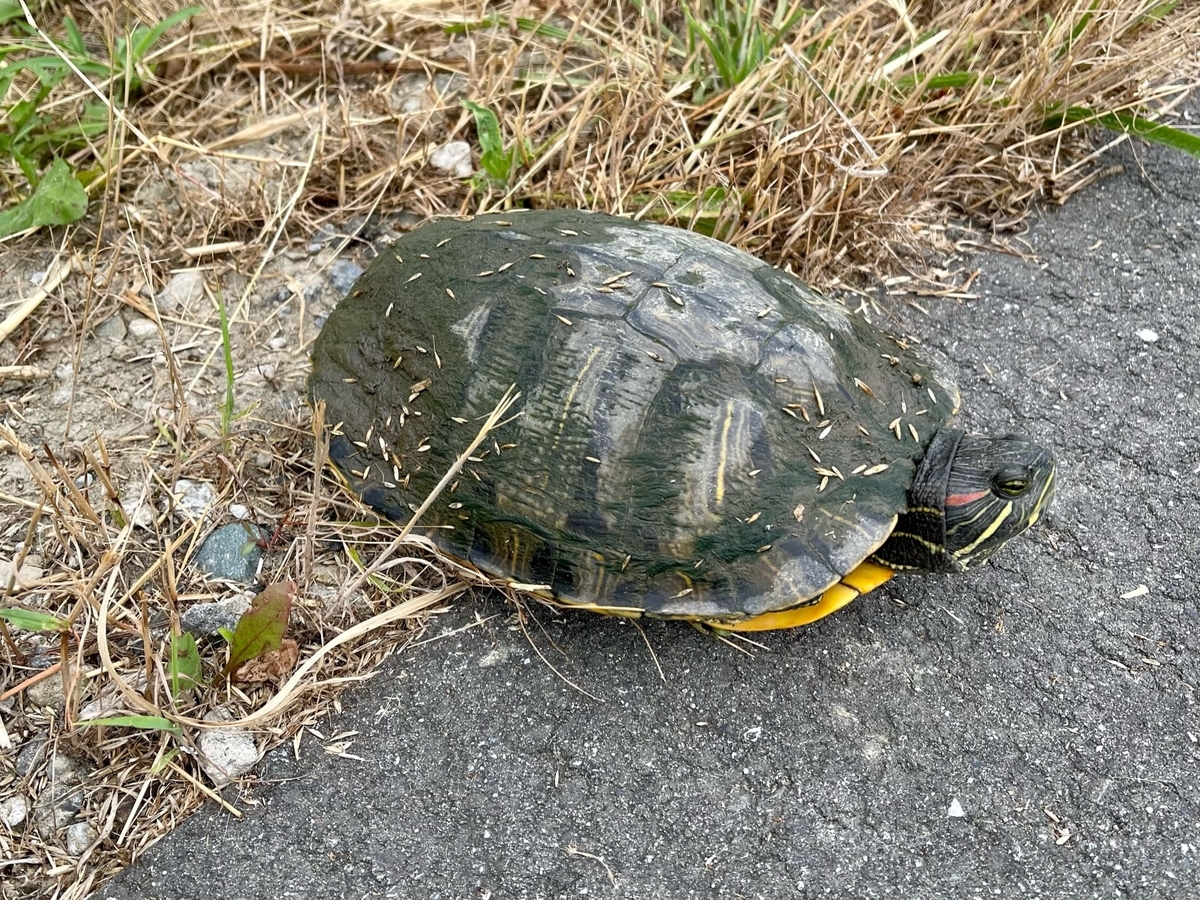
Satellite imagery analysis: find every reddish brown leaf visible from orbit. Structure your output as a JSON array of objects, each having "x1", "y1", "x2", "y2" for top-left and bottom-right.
[{"x1": 217, "y1": 581, "x2": 295, "y2": 682}]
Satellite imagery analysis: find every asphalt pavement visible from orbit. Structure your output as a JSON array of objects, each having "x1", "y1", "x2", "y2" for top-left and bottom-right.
[{"x1": 99, "y1": 118, "x2": 1200, "y2": 899}]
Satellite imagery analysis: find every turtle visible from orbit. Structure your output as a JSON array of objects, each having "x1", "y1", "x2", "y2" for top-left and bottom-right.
[{"x1": 309, "y1": 209, "x2": 1055, "y2": 631}]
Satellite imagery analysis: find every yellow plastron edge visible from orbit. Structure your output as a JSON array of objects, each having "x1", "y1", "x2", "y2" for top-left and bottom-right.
[{"x1": 711, "y1": 560, "x2": 896, "y2": 632}]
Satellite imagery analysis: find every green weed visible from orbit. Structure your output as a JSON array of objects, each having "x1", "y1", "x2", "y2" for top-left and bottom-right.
[
  {"x1": 462, "y1": 98, "x2": 534, "y2": 189},
  {"x1": 684, "y1": 0, "x2": 812, "y2": 97},
  {"x1": 0, "y1": 4, "x2": 201, "y2": 236}
]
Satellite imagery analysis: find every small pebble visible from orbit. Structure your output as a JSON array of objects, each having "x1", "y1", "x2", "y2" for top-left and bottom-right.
[
  {"x1": 127, "y1": 317, "x2": 160, "y2": 341},
  {"x1": 94, "y1": 316, "x2": 127, "y2": 342},
  {"x1": 199, "y1": 708, "x2": 259, "y2": 785},
  {"x1": 157, "y1": 269, "x2": 206, "y2": 310},
  {"x1": 1135, "y1": 328, "x2": 1159, "y2": 343},
  {"x1": 26, "y1": 751, "x2": 92, "y2": 838},
  {"x1": 33, "y1": 789, "x2": 84, "y2": 837},
  {"x1": 15, "y1": 738, "x2": 47, "y2": 776},
  {"x1": 173, "y1": 479, "x2": 217, "y2": 521},
  {"x1": 0, "y1": 795, "x2": 28, "y2": 828},
  {"x1": 478, "y1": 646, "x2": 512, "y2": 668},
  {"x1": 327, "y1": 259, "x2": 364, "y2": 296},
  {"x1": 0, "y1": 557, "x2": 44, "y2": 588},
  {"x1": 65, "y1": 821, "x2": 98, "y2": 855},
  {"x1": 25, "y1": 670, "x2": 65, "y2": 710},
  {"x1": 307, "y1": 224, "x2": 339, "y2": 253},
  {"x1": 429, "y1": 140, "x2": 474, "y2": 178},
  {"x1": 302, "y1": 279, "x2": 324, "y2": 303},
  {"x1": 181, "y1": 593, "x2": 252, "y2": 636},
  {"x1": 948, "y1": 798, "x2": 966, "y2": 818}
]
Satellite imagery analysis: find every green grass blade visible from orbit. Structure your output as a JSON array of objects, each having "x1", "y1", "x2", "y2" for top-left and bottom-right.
[
  {"x1": 0, "y1": 607, "x2": 69, "y2": 631},
  {"x1": 1055, "y1": 0, "x2": 1101, "y2": 58},
  {"x1": 0, "y1": 1, "x2": 27, "y2": 26},
  {"x1": 216, "y1": 290, "x2": 235, "y2": 435},
  {"x1": 1046, "y1": 106, "x2": 1200, "y2": 159},
  {"x1": 78, "y1": 715, "x2": 182, "y2": 736},
  {"x1": 444, "y1": 14, "x2": 569, "y2": 42},
  {"x1": 889, "y1": 71, "x2": 982, "y2": 94},
  {"x1": 129, "y1": 5, "x2": 202, "y2": 61}
]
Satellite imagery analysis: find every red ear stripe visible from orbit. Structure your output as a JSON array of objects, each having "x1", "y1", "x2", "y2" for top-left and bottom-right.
[{"x1": 945, "y1": 490, "x2": 989, "y2": 507}]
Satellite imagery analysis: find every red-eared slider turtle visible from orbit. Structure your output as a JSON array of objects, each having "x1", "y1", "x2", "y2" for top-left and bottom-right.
[{"x1": 310, "y1": 210, "x2": 1055, "y2": 630}]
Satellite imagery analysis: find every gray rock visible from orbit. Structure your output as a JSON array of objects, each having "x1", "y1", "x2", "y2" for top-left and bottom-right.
[
  {"x1": 180, "y1": 593, "x2": 252, "y2": 636},
  {"x1": 24, "y1": 669, "x2": 65, "y2": 710},
  {"x1": 156, "y1": 269, "x2": 206, "y2": 311},
  {"x1": 15, "y1": 737, "x2": 47, "y2": 776},
  {"x1": 326, "y1": 259, "x2": 364, "y2": 296},
  {"x1": 33, "y1": 787, "x2": 84, "y2": 837},
  {"x1": 65, "y1": 820, "x2": 98, "y2": 855},
  {"x1": 302, "y1": 278, "x2": 324, "y2": 303},
  {"x1": 94, "y1": 316, "x2": 127, "y2": 342},
  {"x1": 193, "y1": 522, "x2": 269, "y2": 583},
  {"x1": 26, "y1": 752, "x2": 92, "y2": 838}
]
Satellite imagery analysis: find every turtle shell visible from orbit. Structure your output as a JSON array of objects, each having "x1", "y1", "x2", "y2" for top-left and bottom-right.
[{"x1": 309, "y1": 210, "x2": 961, "y2": 621}]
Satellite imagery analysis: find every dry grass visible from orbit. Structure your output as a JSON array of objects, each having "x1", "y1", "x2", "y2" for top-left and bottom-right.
[{"x1": 0, "y1": 0, "x2": 1197, "y2": 896}]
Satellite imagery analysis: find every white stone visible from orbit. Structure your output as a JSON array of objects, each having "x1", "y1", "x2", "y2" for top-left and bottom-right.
[
  {"x1": 198, "y1": 714, "x2": 259, "y2": 786},
  {"x1": 1136, "y1": 328, "x2": 1159, "y2": 343},
  {"x1": 65, "y1": 821, "x2": 98, "y2": 855},
  {"x1": 429, "y1": 141, "x2": 474, "y2": 178},
  {"x1": 0, "y1": 795, "x2": 28, "y2": 828},
  {"x1": 172, "y1": 479, "x2": 217, "y2": 521},
  {"x1": 478, "y1": 646, "x2": 511, "y2": 668},
  {"x1": 157, "y1": 269, "x2": 207, "y2": 310},
  {"x1": 127, "y1": 317, "x2": 161, "y2": 340},
  {"x1": 0, "y1": 556, "x2": 45, "y2": 588},
  {"x1": 948, "y1": 798, "x2": 966, "y2": 817},
  {"x1": 126, "y1": 485, "x2": 158, "y2": 529}
]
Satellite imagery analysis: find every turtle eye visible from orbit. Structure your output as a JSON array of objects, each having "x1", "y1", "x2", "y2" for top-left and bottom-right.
[{"x1": 991, "y1": 466, "x2": 1031, "y2": 497}]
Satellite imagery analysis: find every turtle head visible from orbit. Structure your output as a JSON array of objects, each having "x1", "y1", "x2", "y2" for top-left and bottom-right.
[{"x1": 874, "y1": 429, "x2": 1056, "y2": 574}]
